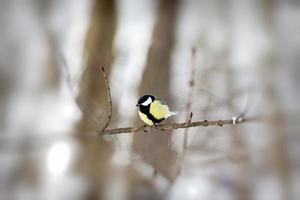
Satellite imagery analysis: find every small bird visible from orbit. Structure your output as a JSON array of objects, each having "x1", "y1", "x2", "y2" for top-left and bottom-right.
[{"x1": 136, "y1": 94, "x2": 176, "y2": 126}]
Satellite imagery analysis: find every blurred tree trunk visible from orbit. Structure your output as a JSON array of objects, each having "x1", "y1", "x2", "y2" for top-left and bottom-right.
[
  {"x1": 133, "y1": 0, "x2": 179, "y2": 182},
  {"x1": 262, "y1": 1, "x2": 291, "y2": 198},
  {"x1": 75, "y1": 0, "x2": 116, "y2": 199},
  {"x1": 225, "y1": 62, "x2": 252, "y2": 200}
]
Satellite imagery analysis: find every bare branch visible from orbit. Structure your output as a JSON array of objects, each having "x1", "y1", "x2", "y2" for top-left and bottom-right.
[
  {"x1": 98, "y1": 66, "x2": 112, "y2": 134},
  {"x1": 58, "y1": 53, "x2": 107, "y2": 125},
  {"x1": 183, "y1": 47, "x2": 197, "y2": 150},
  {"x1": 99, "y1": 116, "x2": 254, "y2": 135},
  {"x1": 187, "y1": 112, "x2": 193, "y2": 123},
  {"x1": 94, "y1": 63, "x2": 255, "y2": 137}
]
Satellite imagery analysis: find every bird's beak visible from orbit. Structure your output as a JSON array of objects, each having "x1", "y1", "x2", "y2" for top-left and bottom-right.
[{"x1": 136, "y1": 104, "x2": 140, "y2": 110}]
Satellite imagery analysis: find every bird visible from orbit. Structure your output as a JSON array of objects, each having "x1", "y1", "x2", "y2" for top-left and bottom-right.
[{"x1": 136, "y1": 94, "x2": 176, "y2": 126}]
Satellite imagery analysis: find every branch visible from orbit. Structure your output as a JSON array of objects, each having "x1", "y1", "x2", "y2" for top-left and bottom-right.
[
  {"x1": 99, "y1": 116, "x2": 254, "y2": 135},
  {"x1": 96, "y1": 65, "x2": 255, "y2": 136},
  {"x1": 98, "y1": 66, "x2": 112, "y2": 133},
  {"x1": 183, "y1": 47, "x2": 197, "y2": 149},
  {"x1": 59, "y1": 53, "x2": 105, "y2": 125}
]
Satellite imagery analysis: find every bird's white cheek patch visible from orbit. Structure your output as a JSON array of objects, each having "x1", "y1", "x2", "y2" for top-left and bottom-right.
[{"x1": 141, "y1": 97, "x2": 152, "y2": 106}]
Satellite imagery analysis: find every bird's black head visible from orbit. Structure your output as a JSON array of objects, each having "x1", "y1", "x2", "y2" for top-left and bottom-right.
[{"x1": 136, "y1": 95, "x2": 155, "y2": 110}]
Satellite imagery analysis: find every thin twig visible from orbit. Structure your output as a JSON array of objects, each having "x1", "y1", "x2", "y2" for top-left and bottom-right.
[
  {"x1": 98, "y1": 66, "x2": 112, "y2": 134},
  {"x1": 183, "y1": 47, "x2": 197, "y2": 149},
  {"x1": 58, "y1": 53, "x2": 107, "y2": 125},
  {"x1": 99, "y1": 116, "x2": 255, "y2": 135},
  {"x1": 188, "y1": 112, "x2": 193, "y2": 123}
]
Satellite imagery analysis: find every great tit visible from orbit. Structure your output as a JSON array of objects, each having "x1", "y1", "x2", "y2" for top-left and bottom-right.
[{"x1": 136, "y1": 95, "x2": 176, "y2": 126}]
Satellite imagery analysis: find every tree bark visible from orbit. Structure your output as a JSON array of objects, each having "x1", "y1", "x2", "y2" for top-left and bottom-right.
[
  {"x1": 133, "y1": 0, "x2": 179, "y2": 181},
  {"x1": 75, "y1": 0, "x2": 116, "y2": 199}
]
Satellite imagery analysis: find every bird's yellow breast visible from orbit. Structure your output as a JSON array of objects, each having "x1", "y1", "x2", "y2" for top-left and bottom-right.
[{"x1": 138, "y1": 111, "x2": 154, "y2": 125}]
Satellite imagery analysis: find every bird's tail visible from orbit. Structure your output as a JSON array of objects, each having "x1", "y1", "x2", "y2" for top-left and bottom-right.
[{"x1": 168, "y1": 111, "x2": 178, "y2": 118}]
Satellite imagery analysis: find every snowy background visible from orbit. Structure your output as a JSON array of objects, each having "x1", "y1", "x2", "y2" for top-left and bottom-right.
[{"x1": 0, "y1": 0, "x2": 300, "y2": 199}]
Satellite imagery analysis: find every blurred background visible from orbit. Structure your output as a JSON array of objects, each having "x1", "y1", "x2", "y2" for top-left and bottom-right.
[{"x1": 1, "y1": 0, "x2": 300, "y2": 199}]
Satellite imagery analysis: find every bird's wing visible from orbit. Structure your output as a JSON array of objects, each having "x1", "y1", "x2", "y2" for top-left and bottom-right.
[
  {"x1": 150, "y1": 100, "x2": 169, "y2": 120},
  {"x1": 156, "y1": 98, "x2": 177, "y2": 118}
]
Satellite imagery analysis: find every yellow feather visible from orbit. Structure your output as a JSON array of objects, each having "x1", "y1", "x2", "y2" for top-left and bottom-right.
[
  {"x1": 149, "y1": 100, "x2": 169, "y2": 120},
  {"x1": 138, "y1": 111, "x2": 154, "y2": 125}
]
